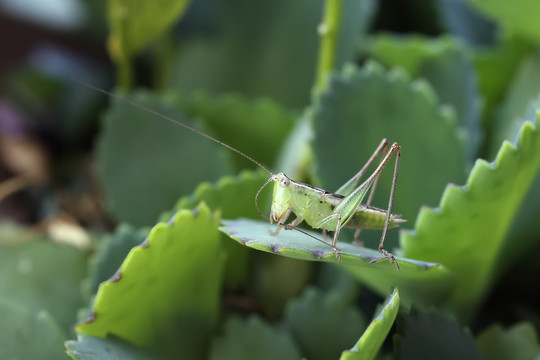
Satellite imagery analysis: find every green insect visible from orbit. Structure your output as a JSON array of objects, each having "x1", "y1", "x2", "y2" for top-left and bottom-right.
[{"x1": 77, "y1": 80, "x2": 404, "y2": 269}]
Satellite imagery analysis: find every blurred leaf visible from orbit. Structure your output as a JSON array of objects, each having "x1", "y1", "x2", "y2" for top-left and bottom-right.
[
  {"x1": 365, "y1": 35, "x2": 457, "y2": 76},
  {"x1": 489, "y1": 49, "x2": 540, "y2": 157},
  {"x1": 341, "y1": 288, "x2": 400, "y2": 360},
  {"x1": 313, "y1": 62, "x2": 466, "y2": 249},
  {"x1": 435, "y1": 0, "x2": 496, "y2": 46},
  {"x1": 77, "y1": 204, "x2": 223, "y2": 359},
  {"x1": 209, "y1": 316, "x2": 301, "y2": 360},
  {"x1": 473, "y1": 34, "x2": 533, "y2": 120},
  {"x1": 285, "y1": 287, "x2": 367, "y2": 360},
  {"x1": 0, "y1": 301, "x2": 65, "y2": 360},
  {"x1": 463, "y1": 0, "x2": 540, "y2": 41},
  {"x1": 476, "y1": 323, "x2": 540, "y2": 360},
  {"x1": 402, "y1": 117, "x2": 540, "y2": 318},
  {"x1": 97, "y1": 89, "x2": 231, "y2": 226},
  {"x1": 86, "y1": 224, "x2": 148, "y2": 295},
  {"x1": 366, "y1": 35, "x2": 480, "y2": 161},
  {"x1": 0, "y1": 238, "x2": 87, "y2": 333},
  {"x1": 171, "y1": 0, "x2": 376, "y2": 108},
  {"x1": 65, "y1": 335, "x2": 163, "y2": 360},
  {"x1": 395, "y1": 310, "x2": 482, "y2": 360},
  {"x1": 107, "y1": 0, "x2": 191, "y2": 61},
  {"x1": 179, "y1": 91, "x2": 297, "y2": 171}
]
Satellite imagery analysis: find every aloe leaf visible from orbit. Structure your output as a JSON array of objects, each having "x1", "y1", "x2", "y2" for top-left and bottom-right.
[
  {"x1": 209, "y1": 316, "x2": 301, "y2": 360},
  {"x1": 476, "y1": 323, "x2": 540, "y2": 360},
  {"x1": 285, "y1": 287, "x2": 367, "y2": 360},
  {"x1": 65, "y1": 335, "x2": 163, "y2": 360},
  {"x1": 340, "y1": 288, "x2": 399, "y2": 360},
  {"x1": 402, "y1": 117, "x2": 540, "y2": 318},
  {"x1": 76, "y1": 204, "x2": 223, "y2": 359},
  {"x1": 0, "y1": 301, "x2": 66, "y2": 360},
  {"x1": 312, "y1": 62, "x2": 467, "y2": 251}
]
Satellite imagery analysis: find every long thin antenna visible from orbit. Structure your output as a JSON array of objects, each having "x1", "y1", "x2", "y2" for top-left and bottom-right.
[{"x1": 73, "y1": 78, "x2": 273, "y2": 175}]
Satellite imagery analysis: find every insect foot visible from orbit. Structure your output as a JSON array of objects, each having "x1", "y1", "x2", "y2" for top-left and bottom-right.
[
  {"x1": 333, "y1": 247, "x2": 342, "y2": 264},
  {"x1": 370, "y1": 249, "x2": 400, "y2": 271}
]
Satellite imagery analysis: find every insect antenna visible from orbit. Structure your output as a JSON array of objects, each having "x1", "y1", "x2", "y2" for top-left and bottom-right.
[{"x1": 72, "y1": 78, "x2": 273, "y2": 175}]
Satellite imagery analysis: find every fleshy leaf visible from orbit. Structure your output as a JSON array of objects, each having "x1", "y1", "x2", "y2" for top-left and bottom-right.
[
  {"x1": 489, "y1": 49, "x2": 540, "y2": 157},
  {"x1": 395, "y1": 310, "x2": 482, "y2": 359},
  {"x1": 402, "y1": 118, "x2": 540, "y2": 318},
  {"x1": 312, "y1": 62, "x2": 467, "y2": 250},
  {"x1": 366, "y1": 34, "x2": 480, "y2": 161},
  {"x1": 463, "y1": 0, "x2": 540, "y2": 41},
  {"x1": 476, "y1": 323, "x2": 540, "y2": 360},
  {"x1": 97, "y1": 89, "x2": 231, "y2": 226},
  {"x1": 221, "y1": 218, "x2": 455, "y2": 308},
  {"x1": 221, "y1": 219, "x2": 439, "y2": 269},
  {"x1": 473, "y1": 34, "x2": 533, "y2": 119},
  {"x1": 65, "y1": 335, "x2": 163, "y2": 360},
  {"x1": 170, "y1": 0, "x2": 375, "y2": 108},
  {"x1": 209, "y1": 316, "x2": 301, "y2": 360},
  {"x1": 0, "y1": 238, "x2": 87, "y2": 333},
  {"x1": 178, "y1": 91, "x2": 296, "y2": 171},
  {"x1": 107, "y1": 0, "x2": 191, "y2": 61},
  {"x1": 0, "y1": 301, "x2": 65, "y2": 360},
  {"x1": 285, "y1": 287, "x2": 366, "y2": 360},
  {"x1": 340, "y1": 288, "x2": 400, "y2": 360},
  {"x1": 86, "y1": 223, "x2": 148, "y2": 296},
  {"x1": 161, "y1": 170, "x2": 270, "y2": 289},
  {"x1": 76, "y1": 204, "x2": 223, "y2": 359}
]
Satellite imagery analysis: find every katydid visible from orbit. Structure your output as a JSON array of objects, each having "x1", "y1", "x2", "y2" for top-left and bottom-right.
[{"x1": 76, "y1": 80, "x2": 404, "y2": 269}]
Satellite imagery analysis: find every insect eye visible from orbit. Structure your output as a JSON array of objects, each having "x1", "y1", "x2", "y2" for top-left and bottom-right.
[{"x1": 280, "y1": 178, "x2": 290, "y2": 187}]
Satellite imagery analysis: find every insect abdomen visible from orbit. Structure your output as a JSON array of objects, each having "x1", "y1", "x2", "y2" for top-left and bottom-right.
[{"x1": 346, "y1": 205, "x2": 404, "y2": 230}]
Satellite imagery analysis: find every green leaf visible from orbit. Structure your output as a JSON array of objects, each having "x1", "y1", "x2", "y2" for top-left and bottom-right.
[
  {"x1": 0, "y1": 301, "x2": 66, "y2": 360},
  {"x1": 463, "y1": 0, "x2": 540, "y2": 41},
  {"x1": 365, "y1": 35, "x2": 457, "y2": 76},
  {"x1": 285, "y1": 287, "x2": 367, "y2": 360},
  {"x1": 0, "y1": 239, "x2": 87, "y2": 333},
  {"x1": 366, "y1": 35, "x2": 481, "y2": 161},
  {"x1": 161, "y1": 170, "x2": 270, "y2": 290},
  {"x1": 221, "y1": 219, "x2": 437, "y2": 268},
  {"x1": 209, "y1": 316, "x2": 301, "y2": 360},
  {"x1": 476, "y1": 323, "x2": 540, "y2": 360},
  {"x1": 107, "y1": 0, "x2": 191, "y2": 61},
  {"x1": 170, "y1": 0, "x2": 375, "y2": 108},
  {"x1": 395, "y1": 310, "x2": 482, "y2": 360},
  {"x1": 65, "y1": 335, "x2": 163, "y2": 360},
  {"x1": 313, "y1": 61, "x2": 467, "y2": 249},
  {"x1": 97, "y1": 89, "x2": 231, "y2": 226},
  {"x1": 179, "y1": 91, "x2": 297, "y2": 171},
  {"x1": 473, "y1": 34, "x2": 533, "y2": 119},
  {"x1": 402, "y1": 118, "x2": 540, "y2": 318},
  {"x1": 76, "y1": 204, "x2": 223, "y2": 359},
  {"x1": 489, "y1": 49, "x2": 540, "y2": 157},
  {"x1": 340, "y1": 288, "x2": 400, "y2": 360},
  {"x1": 86, "y1": 224, "x2": 148, "y2": 296}
]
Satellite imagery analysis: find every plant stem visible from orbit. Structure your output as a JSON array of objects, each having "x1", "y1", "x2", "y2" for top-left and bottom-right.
[{"x1": 314, "y1": 0, "x2": 343, "y2": 96}]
